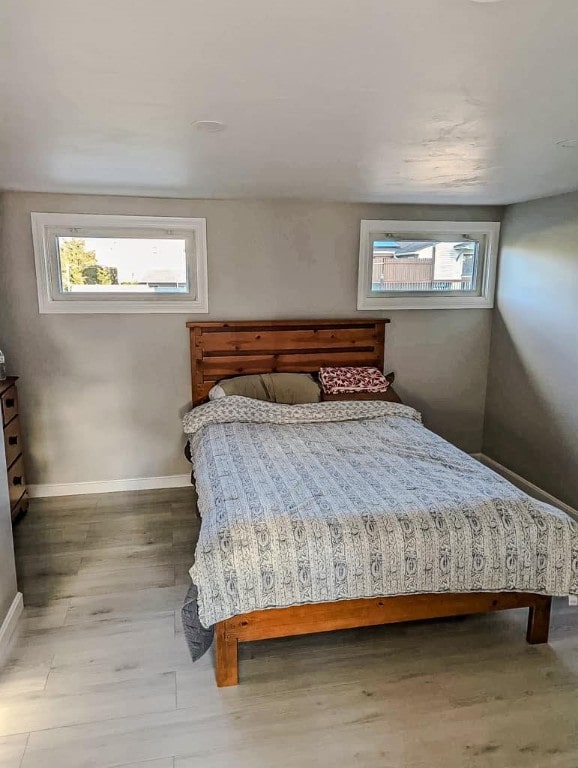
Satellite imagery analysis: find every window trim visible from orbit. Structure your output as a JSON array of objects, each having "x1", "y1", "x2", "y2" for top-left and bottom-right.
[
  {"x1": 357, "y1": 220, "x2": 501, "y2": 310},
  {"x1": 31, "y1": 213, "x2": 209, "y2": 314}
]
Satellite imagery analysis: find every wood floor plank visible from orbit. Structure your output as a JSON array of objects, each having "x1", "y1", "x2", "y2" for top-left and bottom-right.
[
  {"x1": 170, "y1": 502, "x2": 198, "y2": 522},
  {"x1": 19, "y1": 600, "x2": 71, "y2": 631},
  {"x1": 28, "y1": 495, "x2": 98, "y2": 512},
  {"x1": 23, "y1": 613, "x2": 177, "y2": 664},
  {"x1": 64, "y1": 585, "x2": 186, "y2": 626},
  {"x1": 0, "y1": 658, "x2": 51, "y2": 696},
  {"x1": 84, "y1": 526, "x2": 173, "y2": 550},
  {"x1": 78, "y1": 542, "x2": 179, "y2": 568},
  {"x1": 25, "y1": 506, "x2": 177, "y2": 528},
  {"x1": 94, "y1": 488, "x2": 195, "y2": 510},
  {"x1": 0, "y1": 733, "x2": 30, "y2": 768},
  {"x1": 0, "y1": 672, "x2": 177, "y2": 736},
  {"x1": 45, "y1": 643, "x2": 191, "y2": 691},
  {"x1": 174, "y1": 563, "x2": 193, "y2": 586},
  {"x1": 15, "y1": 553, "x2": 83, "y2": 575},
  {"x1": 13, "y1": 524, "x2": 90, "y2": 556},
  {"x1": 19, "y1": 564, "x2": 176, "y2": 604},
  {"x1": 21, "y1": 708, "x2": 199, "y2": 768}
]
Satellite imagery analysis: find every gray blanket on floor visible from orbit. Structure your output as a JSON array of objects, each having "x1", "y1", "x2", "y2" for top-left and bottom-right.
[{"x1": 181, "y1": 583, "x2": 214, "y2": 661}]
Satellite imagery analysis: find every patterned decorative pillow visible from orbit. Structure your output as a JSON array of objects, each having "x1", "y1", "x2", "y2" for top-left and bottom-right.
[{"x1": 319, "y1": 366, "x2": 390, "y2": 394}]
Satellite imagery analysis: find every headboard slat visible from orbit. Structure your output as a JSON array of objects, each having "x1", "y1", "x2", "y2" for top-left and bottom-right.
[
  {"x1": 187, "y1": 319, "x2": 389, "y2": 406},
  {"x1": 197, "y1": 327, "x2": 379, "y2": 353}
]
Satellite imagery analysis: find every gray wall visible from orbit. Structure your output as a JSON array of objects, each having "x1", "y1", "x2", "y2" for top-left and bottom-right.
[
  {"x1": 484, "y1": 190, "x2": 578, "y2": 509},
  {"x1": 0, "y1": 191, "x2": 501, "y2": 486}
]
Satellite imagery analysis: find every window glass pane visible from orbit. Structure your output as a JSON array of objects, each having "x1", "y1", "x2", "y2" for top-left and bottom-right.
[
  {"x1": 56, "y1": 237, "x2": 189, "y2": 294},
  {"x1": 370, "y1": 237, "x2": 480, "y2": 294}
]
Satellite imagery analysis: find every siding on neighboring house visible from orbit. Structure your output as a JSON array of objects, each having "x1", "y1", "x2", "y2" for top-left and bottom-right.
[{"x1": 373, "y1": 258, "x2": 433, "y2": 286}]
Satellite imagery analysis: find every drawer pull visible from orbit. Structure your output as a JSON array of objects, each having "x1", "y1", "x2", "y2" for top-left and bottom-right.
[
  {"x1": 8, "y1": 436, "x2": 18, "y2": 446},
  {"x1": 5, "y1": 398, "x2": 15, "y2": 408},
  {"x1": 12, "y1": 476, "x2": 22, "y2": 486}
]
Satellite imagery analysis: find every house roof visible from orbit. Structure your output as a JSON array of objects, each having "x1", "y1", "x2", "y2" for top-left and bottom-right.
[{"x1": 139, "y1": 270, "x2": 186, "y2": 284}]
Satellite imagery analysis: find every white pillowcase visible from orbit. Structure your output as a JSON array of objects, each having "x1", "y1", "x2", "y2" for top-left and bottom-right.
[{"x1": 208, "y1": 384, "x2": 226, "y2": 400}]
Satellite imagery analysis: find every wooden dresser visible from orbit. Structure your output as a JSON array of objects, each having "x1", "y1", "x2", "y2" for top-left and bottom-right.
[{"x1": 1, "y1": 377, "x2": 28, "y2": 521}]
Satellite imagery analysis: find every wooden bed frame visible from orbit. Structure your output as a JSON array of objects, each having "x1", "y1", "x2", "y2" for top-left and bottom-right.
[{"x1": 186, "y1": 318, "x2": 552, "y2": 687}]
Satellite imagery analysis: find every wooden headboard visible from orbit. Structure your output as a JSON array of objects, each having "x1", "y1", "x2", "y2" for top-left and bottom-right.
[{"x1": 187, "y1": 319, "x2": 389, "y2": 406}]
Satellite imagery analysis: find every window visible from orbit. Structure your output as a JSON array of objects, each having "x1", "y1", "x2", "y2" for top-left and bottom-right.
[
  {"x1": 31, "y1": 213, "x2": 208, "y2": 313},
  {"x1": 357, "y1": 220, "x2": 500, "y2": 310}
]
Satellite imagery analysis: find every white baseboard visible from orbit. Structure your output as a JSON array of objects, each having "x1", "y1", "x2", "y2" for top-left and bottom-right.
[
  {"x1": 475, "y1": 453, "x2": 578, "y2": 520},
  {"x1": 28, "y1": 473, "x2": 191, "y2": 498},
  {"x1": 0, "y1": 593, "x2": 23, "y2": 664}
]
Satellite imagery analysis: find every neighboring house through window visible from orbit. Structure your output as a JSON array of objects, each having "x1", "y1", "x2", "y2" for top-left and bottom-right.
[
  {"x1": 31, "y1": 213, "x2": 208, "y2": 314},
  {"x1": 358, "y1": 220, "x2": 500, "y2": 310}
]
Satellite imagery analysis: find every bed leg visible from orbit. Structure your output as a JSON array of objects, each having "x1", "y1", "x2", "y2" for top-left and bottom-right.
[
  {"x1": 526, "y1": 597, "x2": 552, "y2": 644},
  {"x1": 215, "y1": 621, "x2": 239, "y2": 687}
]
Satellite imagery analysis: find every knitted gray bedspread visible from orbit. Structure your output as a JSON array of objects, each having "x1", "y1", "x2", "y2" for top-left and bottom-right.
[{"x1": 181, "y1": 397, "x2": 578, "y2": 661}]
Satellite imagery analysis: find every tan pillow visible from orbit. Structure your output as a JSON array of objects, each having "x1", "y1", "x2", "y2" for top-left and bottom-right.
[
  {"x1": 209, "y1": 375, "x2": 269, "y2": 402},
  {"x1": 209, "y1": 373, "x2": 321, "y2": 404}
]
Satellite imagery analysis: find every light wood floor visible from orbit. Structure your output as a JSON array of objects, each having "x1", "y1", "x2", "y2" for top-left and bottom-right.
[{"x1": 2, "y1": 488, "x2": 578, "y2": 768}]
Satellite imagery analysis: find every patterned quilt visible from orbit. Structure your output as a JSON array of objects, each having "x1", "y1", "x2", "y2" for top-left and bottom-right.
[{"x1": 184, "y1": 397, "x2": 578, "y2": 627}]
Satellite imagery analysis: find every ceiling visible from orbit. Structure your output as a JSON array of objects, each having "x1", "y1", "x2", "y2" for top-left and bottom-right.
[{"x1": 1, "y1": 0, "x2": 578, "y2": 205}]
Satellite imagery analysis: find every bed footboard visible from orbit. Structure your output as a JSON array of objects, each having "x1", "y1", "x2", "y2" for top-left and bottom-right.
[{"x1": 214, "y1": 592, "x2": 552, "y2": 687}]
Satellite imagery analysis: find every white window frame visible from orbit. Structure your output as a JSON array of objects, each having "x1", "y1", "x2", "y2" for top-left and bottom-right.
[
  {"x1": 357, "y1": 220, "x2": 501, "y2": 310},
  {"x1": 31, "y1": 213, "x2": 209, "y2": 314}
]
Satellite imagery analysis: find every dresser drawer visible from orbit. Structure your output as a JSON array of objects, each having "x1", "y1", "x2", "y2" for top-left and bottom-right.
[
  {"x1": 8, "y1": 454, "x2": 26, "y2": 510},
  {"x1": 4, "y1": 415, "x2": 22, "y2": 468},
  {"x1": 1, "y1": 385, "x2": 18, "y2": 427}
]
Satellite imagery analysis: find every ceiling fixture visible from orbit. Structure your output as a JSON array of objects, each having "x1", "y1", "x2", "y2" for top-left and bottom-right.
[
  {"x1": 192, "y1": 120, "x2": 226, "y2": 133},
  {"x1": 556, "y1": 139, "x2": 578, "y2": 149}
]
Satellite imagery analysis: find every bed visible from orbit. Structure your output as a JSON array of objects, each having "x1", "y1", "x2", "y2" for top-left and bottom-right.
[{"x1": 184, "y1": 319, "x2": 578, "y2": 686}]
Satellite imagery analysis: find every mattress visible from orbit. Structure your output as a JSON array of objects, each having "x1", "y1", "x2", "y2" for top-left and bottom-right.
[{"x1": 183, "y1": 396, "x2": 578, "y2": 628}]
